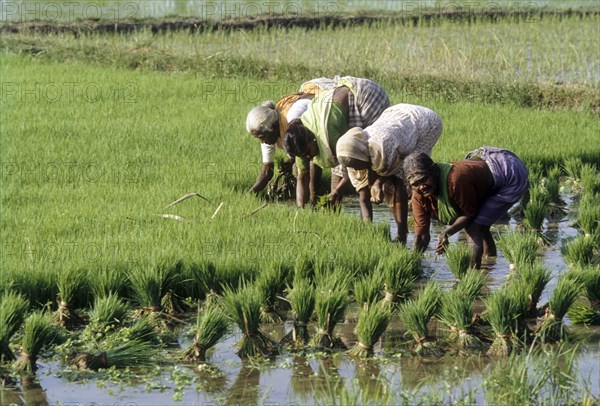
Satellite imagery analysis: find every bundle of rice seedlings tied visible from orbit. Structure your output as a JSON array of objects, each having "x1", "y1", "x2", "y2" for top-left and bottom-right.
[
  {"x1": 311, "y1": 271, "x2": 351, "y2": 350},
  {"x1": 183, "y1": 302, "x2": 229, "y2": 362},
  {"x1": 353, "y1": 271, "x2": 383, "y2": 311},
  {"x1": 534, "y1": 275, "x2": 582, "y2": 343},
  {"x1": 437, "y1": 289, "x2": 483, "y2": 350},
  {"x1": 13, "y1": 311, "x2": 59, "y2": 373},
  {"x1": 220, "y1": 282, "x2": 275, "y2": 358},
  {"x1": 347, "y1": 302, "x2": 392, "y2": 358},
  {"x1": 86, "y1": 293, "x2": 129, "y2": 337},
  {"x1": 444, "y1": 242, "x2": 473, "y2": 280},
  {"x1": 256, "y1": 261, "x2": 291, "y2": 323},
  {"x1": 455, "y1": 268, "x2": 487, "y2": 304},
  {"x1": 576, "y1": 194, "x2": 600, "y2": 237},
  {"x1": 580, "y1": 163, "x2": 600, "y2": 196},
  {"x1": 55, "y1": 267, "x2": 86, "y2": 327},
  {"x1": 381, "y1": 252, "x2": 420, "y2": 306},
  {"x1": 266, "y1": 153, "x2": 296, "y2": 202},
  {"x1": 523, "y1": 184, "x2": 549, "y2": 231},
  {"x1": 562, "y1": 157, "x2": 583, "y2": 190},
  {"x1": 509, "y1": 263, "x2": 551, "y2": 318},
  {"x1": 281, "y1": 277, "x2": 315, "y2": 347},
  {"x1": 567, "y1": 266, "x2": 600, "y2": 325},
  {"x1": 483, "y1": 287, "x2": 522, "y2": 356},
  {"x1": 497, "y1": 230, "x2": 540, "y2": 271},
  {"x1": 72, "y1": 339, "x2": 157, "y2": 371},
  {"x1": 543, "y1": 165, "x2": 566, "y2": 217},
  {"x1": 88, "y1": 263, "x2": 129, "y2": 300},
  {"x1": 293, "y1": 254, "x2": 315, "y2": 282},
  {"x1": 0, "y1": 292, "x2": 29, "y2": 362},
  {"x1": 128, "y1": 258, "x2": 182, "y2": 317},
  {"x1": 561, "y1": 236, "x2": 596, "y2": 267},
  {"x1": 398, "y1": 281, "x2": 442, "y2": 356}
]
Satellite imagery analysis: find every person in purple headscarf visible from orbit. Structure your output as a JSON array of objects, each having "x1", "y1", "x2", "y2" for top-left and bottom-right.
[{"x1": 403, "y1": 147, "x2": 529, "y2": 268}]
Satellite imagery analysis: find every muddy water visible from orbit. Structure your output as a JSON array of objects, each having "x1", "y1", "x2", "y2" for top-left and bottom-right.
[{"x1": 2, "y1": 194, "x2": 599, "y2": 405}]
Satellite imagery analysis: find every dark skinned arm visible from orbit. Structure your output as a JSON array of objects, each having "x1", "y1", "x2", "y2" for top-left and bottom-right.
[
  {"x1": 358, "y1": 186, "x2": 373, "y2": 222},
  {"x1": 435, "y1": 214, "x2": 475, "y2": 255},
  {"x1": 309, "y1": 163, "x2": 322, "y2": 206},
  {"x1": 389, "y1": 178, "x2": 409, "y2": 245},
  {"x1": 250, "y1": 162, "x2": 274, "y2": 193}
]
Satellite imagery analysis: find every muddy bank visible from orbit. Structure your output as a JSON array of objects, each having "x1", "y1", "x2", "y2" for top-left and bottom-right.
[{"x1": 1, "y1": 8, "x2": 599, "y2": 35}]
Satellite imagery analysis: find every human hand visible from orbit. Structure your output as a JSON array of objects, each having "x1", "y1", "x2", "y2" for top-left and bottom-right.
[
  {"x1": 370, "y1": 183, "x2": 383, "y2": 204},
  {"x1": 328, "y1": 190, "x2": 341, "y2": 205},
  {"x1": 435, "y1": 232, "x2": 449, "y2": 255}
]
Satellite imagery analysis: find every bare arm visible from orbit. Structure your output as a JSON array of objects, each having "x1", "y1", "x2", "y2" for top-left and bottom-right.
[
  {"x1": 358, "y1": 187, "x2": 373, "y2": 222},
  {"x1": 435, "y1": 214, "x2": 474, "y2": 255},
  {"x1": 296, "y1": 169, "x2": 310, "y2": 207},
  {"x1": 250, "y1": 163, "x2": 274, "y2": 193},
  {"x1": 389, "y1": 178, "x2": 409, "y2": 245},
  {"x1": 309, "y1": 163, "x2": 322, "y2": 206}
]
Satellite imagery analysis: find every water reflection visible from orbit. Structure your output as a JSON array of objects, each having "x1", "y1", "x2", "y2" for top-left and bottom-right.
[
  {"x1": 225, "y1": 362, "x2": 261, "y2": 405},
  {"x1": 0, "y1": 375, "x2": 49, "y2": 406},
  {"x1": 290, "y1": 355, "x2": 313, "y2": 401}
]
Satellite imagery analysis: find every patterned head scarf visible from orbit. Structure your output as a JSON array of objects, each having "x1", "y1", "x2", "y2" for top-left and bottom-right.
[
  {"x1": 336, "y1": 127, "x2": 370, "y2": 163},
  {"x1": 402, "y1": 152, "x2": 436, "y2": 185}
]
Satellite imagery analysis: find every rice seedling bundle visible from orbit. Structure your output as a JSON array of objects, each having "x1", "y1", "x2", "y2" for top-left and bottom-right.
[
  {"x1": 512, "y1": 263, "x2": 551, "y2": 317},
  {"x1": 398, "y1": 281, "x2": 442, "y2": 356},
  {"x1": 580, "y1": 163, "x2": 600, "y2": 197},
  {"x1": 128, "y1": 258, "x2": 181, "y2": 313},
  {"x1": 0, "y1": 292, "x2": 29, "y2": 361},
  {"x1": 567, "y1": 266, "x2": 600, "y2": 325},
  {"x1": 72, "y1": 339, "x2": 156, "y2": 371},
  {"x1": 293, "y1": 254, "x2": 315, "y2": 282},
  {"x1": 380, "y1": 255, "x2": 418, "y2": 305},
  {"x1": 353, "y1": 271, "x2": 383, "y2": 310},
  {"x1": 119, "y1": 315, "x2": 161, "y2": 344},
  {"x1": 88, "y1": 263, "x2": 129, "y2": 300},
  {"x1": 256, "y1": 261, "x2": 290, "y2": 323},
  {"x1": 561, "y1": 236, "x2": 595, "y2": 267},
  {"x1": 534, "y1": 276, "x2": 582, "y2": 343},
  {"x1": 13, "y1": 311, "x2": 59, "y2": 372},
  {"x1": 220, "y1": 283, "x2": 274, "y2": 358},
  {"x1": 544, "y1": 166, "x2": 563, "y2": 206},
  {"x1": 9, "y1": 267, "x2": 57, "y2": 309},
  {"x1": 523, "y1": 184, "x2": 549, "y2": 231},
  {"x1": 266, "y1": 153, "x2": 296, "y2": 202},
  {"x1": 183, "y1": 303, "x2": 229, "y2": 362},
  {"x1": 56, "y1": 267, "x2": 87, "y2": 326},
  {"x1": 347, "y1": 302, "x2": 392, "y2": 358},
  {"x1": 455, "y1": 268, "x2": 486, "y2": 303},
  {"x1": 576, "y1": 194, "x2": 600, "y2": 237},
  {"x1": 444, "y1": 242, "x2": 473, "y2": 280},
  {"x1": 484, "y1": 287, "x2": 522, "y2": 356},
  {"x1": 437, "y1": 290, "x2": 483, "y2": 350},
  {"x1": 562, "y1": 157, "x2": 583, "y2": 182},
  {"x1": 180, "y1": 259, "x2": 218, "y2": 302},
  {"x1": 281, "y1": 277, "x2": 315, "y2": 347},
  {"x1": 87, "y1": 293, "x2": 129, "y2": 335},
  {"x1": 497, "y1": 230, "x2": 540, "y2": 270},
  {"x1": 311, "y1": 272, "x2": 351, "y2": 350}
]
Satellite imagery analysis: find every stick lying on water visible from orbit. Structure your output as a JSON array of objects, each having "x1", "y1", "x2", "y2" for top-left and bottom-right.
[{"x1": 164, "y1": 192, "x2": 210, "y2": 208}]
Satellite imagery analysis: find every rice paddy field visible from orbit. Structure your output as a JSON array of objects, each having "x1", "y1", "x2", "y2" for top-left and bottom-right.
[{"x1": 1, "y1": 1, "x2": 600, "y2": 405}]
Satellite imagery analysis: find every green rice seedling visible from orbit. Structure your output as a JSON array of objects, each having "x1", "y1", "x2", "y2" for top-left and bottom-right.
[
  {"x1": 534, "y1": 275, "x2": 582, "y2": 343},
  {"x1": 9, "y1": 267, "x2": 56, "y2": 309},
  {"x1": 437, "y1": 290, "x2": 483, "y2": 350},
  {"x1": 566, "y1": 266, "x2": 600, "y2": 325},
  {"x1": 293, "y1": 254, "x2": 315, "y2": 283},
  {"x1": 484, "y1": 287, "x2": 522, "y2": 356},
  {"x1": 119, "y1": 315, "x2": 161, "y2": 344},
  {"x1": 72, "y1": 339, "x2": 156, "y2": 371},
  {"x1": 87, "y1": 293, "x2": 129, "y2": 335},
  {"x1": 281, "y1": 278, "x2": 315, "y2": 347},
  {"x1": 55, "y1": 267, "x2": 86, "y2": 327},
  {"x1": 580, "y1": 163, "x2": 600, "y2": 197},
  {"x1": 523, "y1": 184, "x2": 549, "y2": 231},
  {"x1": 562, "y1": 157, "x2": 583, "y2": 182},
  {"x1": 497, "y1": 230, "x2": 540, "y2": 271},
  {"x1": 220, "y1": 283, "x2": 274, "y2": 358},
  {"x1": 544, "y1": 166, "x2": 564, "y2": 206},
  {"x1": 13, "y1": 312, "x2": 58, "y2": 373},
  {"x1": 88, "y1": 263, "x2": 129, "y2": 300},
  {"x1": 256, "y1": 261, "x2": 290, "y2": 323},
  {"x1": 183, "y1": 303, "x2": 229, "y2": 362},
  {"x1": 398, "y1": 282, "x2": 442, "y2": 356},
  {"x1": 311, "y1": 272, "x2": 351, "y2": 350},
  {"x1": 353, "y1": 271, "x2": 383, "y2": 310},
  {"x1": 0, "y1": 292, "x2": 29, "y2": 362},
  {"x1": 214, "y1": 259, "x2": 257, "y2": 293},
  {"x1": 455, "y1": 268, "x2": 487, "y2": 303},
  {"x1": 444, "y1": 242, "x2": 473, "y2": 280},
  {"x1": 266, "y1": 153, "x2": 296, "y2": 202},
  {"x1": 561, "y1": 236, "x2": 595, "y2": 267},
  {"x1": 380, "y1": 253, "x2": 419, "y2": 305},
  {"x1": 128, "y1": 258, "x2": 181, "y2": 314},
  {"x1": 576, "y1": 194, "x2": 600, "y2": 237},
  {"x1": 347, "y1": 302, "x2": 392, "y2": 358},
  {"x1": 512, "y1": 263, "x2": 551, "y2": 318},
  {"x1": 180, "y1": 259, "x2": 218, "y2": 302}
]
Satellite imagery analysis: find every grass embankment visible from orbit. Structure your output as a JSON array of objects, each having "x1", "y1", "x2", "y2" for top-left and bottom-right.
[{"x1": 1, "y1": 11, "x2": 598, "y2": 112}]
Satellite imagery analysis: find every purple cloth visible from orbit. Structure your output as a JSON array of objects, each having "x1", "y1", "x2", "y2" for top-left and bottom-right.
[{"x1": 465, "y1": 147, "x2": 529, "y2": 226}]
